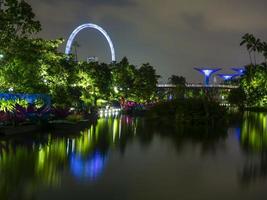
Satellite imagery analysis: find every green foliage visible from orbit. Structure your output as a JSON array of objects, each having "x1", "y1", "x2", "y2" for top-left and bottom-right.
[
  {"x1": 0, "y1": 37, "x2": 78, "y2": 107},
  {"x1": 0, "y1": 99, "x2": 15, "y2": 112},
  {"x1": 147, "y1": 98, "x2": 227, "y2": 125},
  {"x1": 168, "y1": 75, "x2": 186, "y2": 85},
  {"x1": 228, "y1": 87, "x2": 246, "y2": 108},
  {"x1": 77, "y1": 61, "x2": 112, "y2": 107},
  {"x1": 0, "y1": 0, "x2": 41, "y2": 47},
  {"x1": 133, "y1": 63, "x2": 159, "y2": 102},
  {"x1": 0, "y1": 98, "x2": 27, "y2": 112},
  {"x1": 239, "y1": 34, "x2": 267, "y2": 109},
  {"x1": 241, "y1": 64, "x2": 267, "y2": 107},
  {"x1": 111, "y1": 57, "x2": 137, "y2": 100},
  {"x1": 167, "y1": 75, "x2": 186, "y2": 99},
  {"x1": 110, "y1": 57, "x2": 159, "y2": 103},
  {"x1": 0, "y1": 1, "x2": 160, "y2": 109}
]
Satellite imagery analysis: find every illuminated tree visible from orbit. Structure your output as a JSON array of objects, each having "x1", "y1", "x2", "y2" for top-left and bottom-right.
[
  {"x1": 77, "y1": 61, "x2": 112, "y2": 107},
  {"x1": 134, "y1": 63, "x2": 159, "y2": 102},
  {"x1": 111, "y1": 57, "x2": 137, "y2": 101},
  {"x1": 241, "y1": 65, "x2": 267, "y2": 107}
]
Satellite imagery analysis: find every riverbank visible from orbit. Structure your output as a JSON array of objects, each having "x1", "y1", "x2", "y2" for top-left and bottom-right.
[{"x1": 0, "y1": 115, "x2": 97, "y2": 136}]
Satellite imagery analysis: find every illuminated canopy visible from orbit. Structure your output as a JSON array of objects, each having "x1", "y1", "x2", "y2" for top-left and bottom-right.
[
  {"x1": 231, "y1": 67, "x2": 245, "y2": 75},
  {"x1": 217, "y1": 74, "x2": 238, "y2": 81},
  {"x1": 65, "y1": 23, "x2": 116, "y2": 62},
  {"x1": 194, "y1": 68, "x2": 221, "y2": 85}
]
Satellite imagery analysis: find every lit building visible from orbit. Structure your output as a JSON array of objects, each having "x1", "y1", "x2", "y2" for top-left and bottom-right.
[{"x1": 87, "y1": 56, "x2": 99, "y2": 63}]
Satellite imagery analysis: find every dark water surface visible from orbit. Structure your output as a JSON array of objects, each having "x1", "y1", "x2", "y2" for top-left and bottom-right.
[{"x1": 0, "y1": 112, "x2": 267, "y2": 200}]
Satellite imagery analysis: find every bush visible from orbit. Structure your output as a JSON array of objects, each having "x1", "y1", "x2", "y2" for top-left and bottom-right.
[{"x1": 146, "y1": 98, "x2": 227, "y2": 125}]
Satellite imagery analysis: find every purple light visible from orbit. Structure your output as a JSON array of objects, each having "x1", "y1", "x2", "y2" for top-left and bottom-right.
[
  {"x1": 202, "y1": 70, "x2": 214, "y2": 76},
  {"x1": 231, "y1": 67, "x2": 245, "y2": 75},
  {"x1": 194, "y1": 68, "x2": 221, "y2": 85},
  {"x1": 70, "y1": 151, "x2": 107, "y2": 181},
  {"x1": 217, "y1": 74, "x2": 238, "y2": 81},
  {"x1": 65, "y1": 23, "x2": 116, "y2": 62}
]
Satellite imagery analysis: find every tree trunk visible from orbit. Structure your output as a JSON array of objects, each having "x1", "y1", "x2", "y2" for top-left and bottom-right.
[
  {"x1": 253, "y1": 52, "x2": 257, "y2": 66},
  {"x1": 248, "y1": 51, "x2": 253, "y2": 65}
]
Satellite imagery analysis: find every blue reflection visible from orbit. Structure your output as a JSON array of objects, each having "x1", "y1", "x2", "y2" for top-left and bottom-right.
[
  {"x1": 70, "y1": 151, "x2": 107, "y2": 181},
  {"x1": 235, "y1": 127, "x2": 241, "y2": 141}
]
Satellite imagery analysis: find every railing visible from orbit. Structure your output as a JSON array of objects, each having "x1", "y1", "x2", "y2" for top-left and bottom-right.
[{"x1": 157, "y1": 84, "x2": 239, "y2": 89}]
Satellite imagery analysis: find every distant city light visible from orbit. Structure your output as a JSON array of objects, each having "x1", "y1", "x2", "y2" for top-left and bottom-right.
[
  {"x1": 87, "y1": 56, "x2": 99, "y2": 63},
  {"x1": 65, "y1": 23, "x2": 116, "y2": 62},
  {"x1": 99, "y1": 107, "x2": 121, "y2": 118},
  {"x1": 194, "y1": 68, "x2": 221, "y2": 85}
]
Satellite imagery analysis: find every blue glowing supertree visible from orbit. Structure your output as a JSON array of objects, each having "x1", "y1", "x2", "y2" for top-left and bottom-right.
[
  {"x1": 231, "y1": 67, "x2": 245, "y2": 75},
  {"x1": 217, "y1": 74, "x2": 238, "y2": 81},
  {"x1": 194, "y1": 68, "x2": 221, "y2": 85}
]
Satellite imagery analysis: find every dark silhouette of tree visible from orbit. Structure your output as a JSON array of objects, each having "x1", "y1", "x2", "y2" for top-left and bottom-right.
[
  {"x1": 0, "y1": 0, "x2": 41, "y2": 49},
  {"x1": 168, "y1": 75, "x2": 186, "y2": 85}
]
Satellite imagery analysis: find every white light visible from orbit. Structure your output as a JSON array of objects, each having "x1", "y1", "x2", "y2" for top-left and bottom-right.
[
  {"x1": 0, "y1": 54, "x2": 3, "y2": 59},
  {"x1": 65, "y1": 23, "x2": 116, "y2": 62},
  {"x1": 8, "y1": 87, "x2": 13, "y2": 92},
  {"x1": 202, "y1": 70, "x2": 213, "y2": 76},
  {"x1": 224, "y1": 75, "x2": 232, "y2": 80},
  {"x1": 114, "y1": 86, "x2": 119, "y2": 94}
]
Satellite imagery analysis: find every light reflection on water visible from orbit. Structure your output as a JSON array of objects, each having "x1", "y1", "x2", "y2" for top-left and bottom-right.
[{"x1": 0, "y1": 112, "x2": 266, "y2": 199}]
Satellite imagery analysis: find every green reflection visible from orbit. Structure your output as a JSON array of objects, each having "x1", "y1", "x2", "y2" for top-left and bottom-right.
[
  {"x1": 0, "y1": 115, "x2": 228, "y2": 199},
  {"x1": 0, "y1": 116, "x2": 136, "y2": 199},
  {"x1": 241, "y1": 112, "x2": 267, "y2": 151}
]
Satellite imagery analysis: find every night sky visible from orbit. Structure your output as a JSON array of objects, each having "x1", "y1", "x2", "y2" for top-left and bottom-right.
[{"x1": 28, "y1": 0, "x2": 267, "y2": 82}]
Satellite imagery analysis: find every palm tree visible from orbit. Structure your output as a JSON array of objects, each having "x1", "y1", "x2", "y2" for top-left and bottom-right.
[
  {"x1": 240, "y1": 33, "x2": 263, "y2": 66},
  {"x1": 262, "y1": 42, "x2": 267, "y2": 64},
  {"x1": 251, "y1": 37, "x2": 262, "y2": 65},
  {"x1": 240, "y1": 33, "x2": 254, "y2": 65}
]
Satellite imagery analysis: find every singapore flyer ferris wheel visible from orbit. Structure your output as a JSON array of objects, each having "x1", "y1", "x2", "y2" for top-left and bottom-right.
[{"x1": 65, "y1": 23, "x2": 116, "y2": 62}]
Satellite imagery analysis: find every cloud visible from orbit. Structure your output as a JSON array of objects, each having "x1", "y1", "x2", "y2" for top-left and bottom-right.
[{"x1": 27, "y1": 0, "x2": 267, "y2": 81}]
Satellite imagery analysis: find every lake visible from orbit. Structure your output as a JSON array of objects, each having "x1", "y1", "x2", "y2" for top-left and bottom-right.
[{"x1": 0, "y1": 112, "x2": 267, "y2": 200}]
